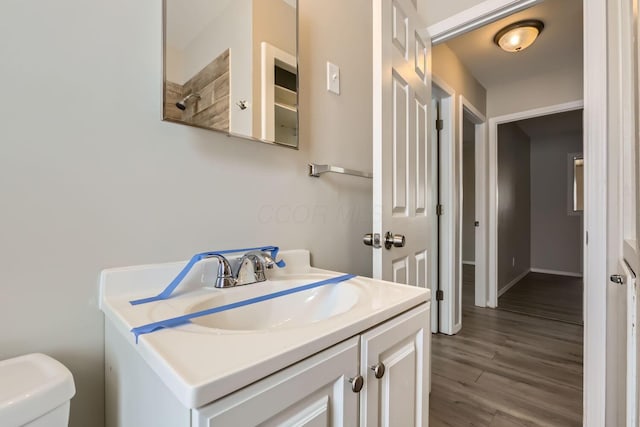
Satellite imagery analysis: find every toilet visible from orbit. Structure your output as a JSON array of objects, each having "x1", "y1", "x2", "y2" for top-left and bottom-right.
[{"x1": 0, "y1": 353, "x2": 75, "y2": 427}]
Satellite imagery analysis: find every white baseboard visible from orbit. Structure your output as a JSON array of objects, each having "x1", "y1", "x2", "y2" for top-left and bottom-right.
[
  {"x1": 530, "y1": 268, "x2": 583, "y2": 278},
  {"x1": 462, "y1": 260, "x2": 476, "y2": 266},
  {"x1": 498, "y1": 269, "x2": 530, "y2": 297}
]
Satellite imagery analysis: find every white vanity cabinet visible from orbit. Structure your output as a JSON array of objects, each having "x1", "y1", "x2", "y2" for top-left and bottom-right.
[
  {"x1": 102, "y1": 251, "x2": 431, "y2": 427},
  {"x1": 194, "y1": 304, "x2": 430, "y2": 427}
]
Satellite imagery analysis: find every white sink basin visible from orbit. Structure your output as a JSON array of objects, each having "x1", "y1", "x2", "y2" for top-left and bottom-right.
[{"x1": 187, "y1": 276, "x2": 361, "y2": 331}]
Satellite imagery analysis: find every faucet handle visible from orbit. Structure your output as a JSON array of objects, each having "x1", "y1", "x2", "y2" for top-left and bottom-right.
[
  {"x1": 203, "y1": 254, "x2": 236, "y2": 288},
  {"x1": 244, "y1": 250, "x2": 277, "y2": 269}
]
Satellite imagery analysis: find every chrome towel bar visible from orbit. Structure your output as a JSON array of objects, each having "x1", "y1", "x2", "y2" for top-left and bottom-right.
[{"x1": 308, "y1": 163, "x2": 373, "y2": 179}]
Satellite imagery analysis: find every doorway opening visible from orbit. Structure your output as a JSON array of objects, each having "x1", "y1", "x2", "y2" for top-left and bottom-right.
[
  {"x1": 494, "y1": 109, "x2": 584, "y2": 325},
  {"x1": 424, "y1": 0, "x2": 615, "y2": 420},
  {"x1": 427, "y1": 0, "x2": 590, "y2": 424}
]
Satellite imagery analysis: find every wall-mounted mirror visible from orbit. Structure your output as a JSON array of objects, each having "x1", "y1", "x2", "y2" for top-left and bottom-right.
[{"x1": 163, "y1": 0, "x2": 298, "y2": 148}]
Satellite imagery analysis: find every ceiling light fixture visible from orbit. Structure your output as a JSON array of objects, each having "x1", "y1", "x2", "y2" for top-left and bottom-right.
[{"x1": 493, "y1": 19, "x2": 544, "y2": 53}]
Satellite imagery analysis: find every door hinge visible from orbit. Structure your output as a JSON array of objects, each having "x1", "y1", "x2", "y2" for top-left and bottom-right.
[
  {"x1": 436, "y1": 290, "x2": 444, "y2": 301},
  {"x1": 436, "y1": 119, "x2": 444, "y2": 131},
  {"x1": 436, "y1": 204, "x2": 444, "y2": 216}
]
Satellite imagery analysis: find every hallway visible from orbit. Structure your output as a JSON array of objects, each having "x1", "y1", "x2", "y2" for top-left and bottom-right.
[{"x1": 429, "y1": 267, "x2": 583, "y2": 426}]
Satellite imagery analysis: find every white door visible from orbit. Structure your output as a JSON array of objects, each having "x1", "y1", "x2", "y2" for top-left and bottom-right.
[
  {"x1": 360, "y1": 304, "x2": 430, "y2": 426},
  {"x1": 371, "y1": 0, "x2": 434, "y2": 298},
  {"x1": 607, "y1": 0, "x2": 640, "y2": 424}
]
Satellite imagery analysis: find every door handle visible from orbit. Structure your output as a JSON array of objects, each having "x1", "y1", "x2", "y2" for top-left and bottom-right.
[
  {"x1": 610, "y1": 274, "x2": 626, "y2": 285},
  {"x1": 384, "y1": 232, "x2": 405, "y2": 250},
  {"x1": 474, "y1": 221, "x2": 480, "y2": 227},
  {"x1": 363, "y1": 233, "x2": 382, "y2": 249}
]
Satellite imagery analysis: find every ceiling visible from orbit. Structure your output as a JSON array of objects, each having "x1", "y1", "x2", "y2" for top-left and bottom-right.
[
  {"x1": 514, "y1": 109, "x2": 583, "y2": 139},
  {"x1": 444, "y1": 0, "x2": 583, "y2": 90}
]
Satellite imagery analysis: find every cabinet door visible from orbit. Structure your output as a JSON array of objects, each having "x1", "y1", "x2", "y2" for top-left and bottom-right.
[
  {"x1": 360, "y1": 304, "x2": 430, "y2": 427},
  {"x1": 194, "y1": 337, "x2": 359, "y2": 427}
]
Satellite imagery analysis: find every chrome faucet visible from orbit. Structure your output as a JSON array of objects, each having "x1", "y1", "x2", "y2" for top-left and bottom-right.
[{"x1": 205, "y1": 250, "x2": 277, "y2": 288}]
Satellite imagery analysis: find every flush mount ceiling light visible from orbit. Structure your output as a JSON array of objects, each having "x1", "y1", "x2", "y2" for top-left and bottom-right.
[{"x1": 493, "y1": 20, "x2": 544, "y2": 53}]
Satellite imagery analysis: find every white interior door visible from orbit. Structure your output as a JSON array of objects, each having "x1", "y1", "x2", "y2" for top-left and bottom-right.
[
  {"x1": 372, "y1": 0, "x2": 434, "y2": 303},
  {"x1": 607, "y1": 0, "x2": 639, "y2": 424}
]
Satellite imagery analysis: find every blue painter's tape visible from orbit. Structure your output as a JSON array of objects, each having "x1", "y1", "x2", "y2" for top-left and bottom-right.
[
  {"x1": 130, "y1": 273, "x2": 356, "y2": 343},
  {"x1": 129, "y1": 246, "x2": 285, "y2": 306}
]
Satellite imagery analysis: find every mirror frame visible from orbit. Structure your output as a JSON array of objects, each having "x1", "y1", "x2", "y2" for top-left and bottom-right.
[{"x1": 161, "y1": 0, "x2": 299, "y2": 150}]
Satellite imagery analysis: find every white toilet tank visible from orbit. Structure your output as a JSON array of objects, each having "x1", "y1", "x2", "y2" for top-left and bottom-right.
[{"x1": 0, "y1": 353, "x2": 75, "y2": 427}]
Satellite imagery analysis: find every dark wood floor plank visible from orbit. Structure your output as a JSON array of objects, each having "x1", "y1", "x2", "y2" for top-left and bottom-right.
[
  {"x1": 498, "y1": 272, "x2": 583, "y2": 325},
  {"x1": 429, "y1": 266, "x2": 583, "y2": 426}
]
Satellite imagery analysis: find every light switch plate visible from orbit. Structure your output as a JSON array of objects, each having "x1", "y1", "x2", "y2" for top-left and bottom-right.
[{"x1": 326, "y1": 62, "x2": 340, "y2": 95}]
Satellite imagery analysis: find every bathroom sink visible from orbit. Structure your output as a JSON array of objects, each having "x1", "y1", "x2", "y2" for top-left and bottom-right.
[
  {"x1": 185, "y1": 275, "x2": 362, "y2": 331},
  {"x1": 100, "y1": 249, "x2": 430, "y2": 407}
]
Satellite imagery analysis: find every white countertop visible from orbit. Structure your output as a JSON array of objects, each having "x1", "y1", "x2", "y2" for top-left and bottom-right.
[{"x1": 99, "y1": 250, "x2": 430, "y2": 408}]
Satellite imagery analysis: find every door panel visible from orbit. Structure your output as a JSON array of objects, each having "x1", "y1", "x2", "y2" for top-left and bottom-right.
[
  {"x1": 392, "y1": 73, "x2": 409, "y2": 215},
  {"x1": 380, "y1": 341, "x2": 417, "y2": 426},
  {"x1": 373, "y1": 0, "x2": 433, "y2": 310},
  {"x1": 608, "y1": 262, "x2": 629, "y2": 426},
  {"x1": 623, "y1": 261, "x2": 638, "y2": 426},
  {"x1": 194, "y1": 338, "x2": 359, "y2": 427},
  {"x1": 416, "y1": 99, "x2": 428, "y2": 214},
  {"x1": 392, "y1": 256, "x2": 409, "y2": 284},
  {"x1": 360, "y1": 304, "x2": 430, "y2": 427}
]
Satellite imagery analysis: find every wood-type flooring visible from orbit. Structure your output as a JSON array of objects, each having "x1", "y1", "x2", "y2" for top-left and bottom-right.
[
  {"x1": 429, "y1": 266, "x2": 583, "y2": 426},
  {"x1": 498, "y1": 272, "x2": 583, "y2": 325}
]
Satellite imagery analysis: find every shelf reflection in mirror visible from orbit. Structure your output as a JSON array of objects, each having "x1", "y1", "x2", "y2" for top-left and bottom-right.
[{"x1": 163, "y1": 0, "x2": 298, "y2": 149}]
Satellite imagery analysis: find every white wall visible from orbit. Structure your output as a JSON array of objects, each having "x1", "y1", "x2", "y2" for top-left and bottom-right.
[
  {"x1": 530, "y1": 131, "x2": 583, "y2": 274},
  {"x1": 487, "y1": 66, "x2": 584, "y2": 118},
  {"x1": 0, "y1": 1, "x2": 372, "y2": 427}
]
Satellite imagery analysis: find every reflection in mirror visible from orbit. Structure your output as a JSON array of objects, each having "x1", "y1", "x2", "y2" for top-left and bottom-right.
[{"x1": 163, "y1": 0, "x2": 298, "y2": 148}]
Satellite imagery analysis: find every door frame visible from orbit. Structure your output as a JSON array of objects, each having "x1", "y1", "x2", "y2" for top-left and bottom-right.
[
  {"x1": 487, "y1": 100, "x2": 584, "y2": 308},
  {"x1": 427, "y1": 0, "x2": 608, "y2": 423},
  {"x1": 459, "y1": 95, "x2": 487, "y2": 310},
  {"x1": 432, "y1": 74, "x2": 457, "y2": 334}
]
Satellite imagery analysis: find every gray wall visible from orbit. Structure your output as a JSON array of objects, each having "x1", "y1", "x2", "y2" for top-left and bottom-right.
[
  {"x1": 498, "y1": 123, "x2": 531, "y2": 291},
  {"x1": 530, "y1": 131, "x2": 583, "y2": 274},
  {"x1": 462, "y1": 117, "x2": 475, "y2": 263},
  {"x1": 0, "y1": 1, "x2": 372, "y2": 426}
]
